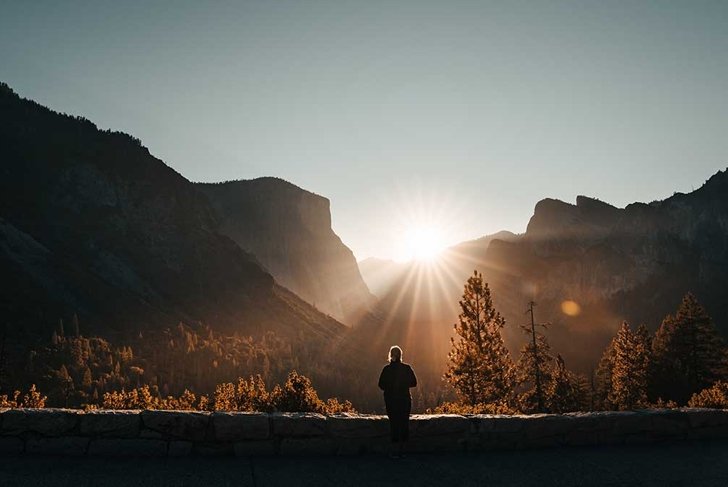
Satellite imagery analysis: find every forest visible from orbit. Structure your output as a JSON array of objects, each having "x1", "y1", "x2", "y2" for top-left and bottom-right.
[{"x1": 2, "y1": 270, "x2": 728, "y2": 415}]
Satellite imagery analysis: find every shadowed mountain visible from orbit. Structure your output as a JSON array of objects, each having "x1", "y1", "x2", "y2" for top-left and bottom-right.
[
  {"x1": 196, "y1": 179, "x2": 374, "y2": 325},
  {"x1": 0, "y1": 82, "x2": 346, "y2": 346},
  {"x1": 363, "y1": 173, "x2": 728, "y2": 382}
]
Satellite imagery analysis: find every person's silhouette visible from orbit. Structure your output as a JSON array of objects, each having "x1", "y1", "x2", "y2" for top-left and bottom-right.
[{"x1": 378, "y1": 345, "x2": 417, "y2": 458}]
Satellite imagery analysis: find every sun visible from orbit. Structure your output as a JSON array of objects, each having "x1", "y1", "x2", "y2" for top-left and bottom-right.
[{"x1": 403, "y1": 225, "x2": 446, "y2": 262}]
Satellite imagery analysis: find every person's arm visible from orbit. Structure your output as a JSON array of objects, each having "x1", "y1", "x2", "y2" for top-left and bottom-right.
[
  {"x1": 408, "y1": 365, "x2": 417, "y2": 388},
  {"x1": 378, "y1": 366, "x2": 388, "y2": 391}
]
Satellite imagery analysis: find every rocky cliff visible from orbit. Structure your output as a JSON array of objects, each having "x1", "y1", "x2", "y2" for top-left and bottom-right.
[
  {"x1": 197, "y1": 179, "x2": 374, "y2": 325},
  {"x1": 0, "y1": 83, "x2": 345, "y2": 343}
]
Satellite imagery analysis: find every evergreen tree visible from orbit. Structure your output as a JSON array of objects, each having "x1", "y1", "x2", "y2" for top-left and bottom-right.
[
  {"x1": 516, "y1": 332, "x2": 553, "y2": 413},
  {"x1": 445, "y1": 270, "x2": 515, "y2": 406},
  {"x1": 651, "y1": 293, "x2": 726, "y2": 403},
  {"x1": 516, "y1": 302, "x2": 553, "y2": 413},
  {"x1": 56, "y1": 365, "x2": 74, "y2": 406},
  {"x1": 546, "y1": 355, "x2": 583, "y2": 413},
  {"x1": 82, "y1": 366, "x2": 93, "y2": 389},
  {"x1": 595, "y1": 338, "x2": 616, "y2": 410},
  {"x1": 608, "y1": 322, "x2": 650, "y2": 410}
]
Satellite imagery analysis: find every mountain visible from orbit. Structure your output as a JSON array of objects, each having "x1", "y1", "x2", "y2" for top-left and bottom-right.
[
  {"x1": 0, "y1": 82, "x2": 346, "y2": 345},
  {"x1": 366, "y1": 173, "x2": 728, "y2": 382},
  {"x1": 196, "y1": 179, "x2": 374, "y2": 325}
]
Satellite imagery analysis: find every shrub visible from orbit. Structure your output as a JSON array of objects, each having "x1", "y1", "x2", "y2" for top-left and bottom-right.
[
  {"x1": 427, "y1": 400, "x2": 518, "y2": 415},
  {"x1": 213, "y1": 375, "x2": 272, "y2": 412},
  {"x1": 102, "y1": 385, "x2": 210, "y2": 410},
  {"x1": 0, "y1": 384, "x2": 47, "y2": 408},
  {"x1": 688, "y1": 381, "x2": 728, "y2": 409},
  {"x1": 213, "y1": 371, "x2": 355, "y2": 414}
]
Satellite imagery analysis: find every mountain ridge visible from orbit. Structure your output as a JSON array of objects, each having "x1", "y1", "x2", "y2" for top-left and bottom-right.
[{"x1": 0, "y1": 82, "x2": 346, "y2": 345}]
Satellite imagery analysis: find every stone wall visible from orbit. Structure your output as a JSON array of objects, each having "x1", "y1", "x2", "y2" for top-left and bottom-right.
[{"x1": 1, "y1": 408, "x2": 727, "y2": 457}]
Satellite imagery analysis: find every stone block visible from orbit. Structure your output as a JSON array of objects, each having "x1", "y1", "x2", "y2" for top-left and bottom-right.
[
  {"x1": 280, "y1": 437, "x2": 337, "y2": 455},
  {"x1": 140, "y1": 429, "x2": 165, "y2": 439},
  {"x1": 2, "y1": 409, "x2": 79, "y2": 436},
  {"x1": 410, "y1": 414, "x2": 469, "y2": 437},
  {"x1": 482, "y1": 430, "x2": 524, "y2": 448},
  {"x1": 194, "y1": 442, "x2": 235, "y2": 457},
  {"x1": 328, "y1": 414, "x2": 389, "y2": 438},
  {"x1": 26, "y1": 436, "x2": 89, "y2": 455},
  {"x1": 522, "y1": 414, "x2": 575, "y2": 439},
  {"x1": 521, "y1": 435, "x2": 565, "y2": 449},
  {"x1": 687, "y1": 423, "x2": 728, "y2": 440},
  {"x1": 213, "y1": 412, "x2": 269, "y2": 441},
  {"x1": 88, "y1": 438, "x2": 168, "y2": 457},
  {"x1": 141, "y1": 410, "x2": 210, "y2": 441},
  {"x1": 0, "y1": 436, "x2": 24, "y2": 454},
  {"x1": 683, "y1": 408, "x2": 728, "y2": 429},
  {"x1": 648, "y1": 410, "x2": 688, "y2": 438},
  {"x1": 562, "y1": 429, "x2": 600, "y2": 446},
  {"x1": 168, "y1": 440, "x2": 193, "y2": 457},
  {"x1": 486, "y1": 415, "x2": 529, "y2": 434},
  {"x1": 271, "y1": 412, "x2": 327, "y2": 437},
  {"x1": 233, "y1": 440, "x2": 277, "y2": 456},
  {"x1": 80, "y1": 410, "x2": 140, "y2": 438},
  {"x1": 610, "y1": 411, "x2": 651, "y2": 435}
]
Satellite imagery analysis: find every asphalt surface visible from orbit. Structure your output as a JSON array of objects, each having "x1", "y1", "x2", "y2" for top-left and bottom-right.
[{"x1": 2, "y1": 440, "x2": 728, "y2": 487}]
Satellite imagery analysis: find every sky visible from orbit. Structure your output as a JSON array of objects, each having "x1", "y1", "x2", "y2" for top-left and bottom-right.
[{"x1": 2, "y1": 0, "x2": 727, "y2": 261}]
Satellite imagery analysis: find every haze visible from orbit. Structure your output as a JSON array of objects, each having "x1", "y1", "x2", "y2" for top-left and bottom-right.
[{"x1": 2, "y1": 0, "x2": 727, "y2": 261}]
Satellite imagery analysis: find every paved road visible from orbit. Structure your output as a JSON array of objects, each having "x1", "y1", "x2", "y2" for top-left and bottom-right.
[{"x1": 2, "y1": 440, "x2": 728, "y2": 487}]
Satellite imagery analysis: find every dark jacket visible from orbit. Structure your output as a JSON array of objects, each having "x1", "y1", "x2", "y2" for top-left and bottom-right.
[{"x1": 378, "y1": 361, "x2": 417, "y2": 414}]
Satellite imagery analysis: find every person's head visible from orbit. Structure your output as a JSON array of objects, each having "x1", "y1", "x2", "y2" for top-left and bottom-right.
[{"x1": 388, "y1": 345, "x2": 403, "y2": 363}]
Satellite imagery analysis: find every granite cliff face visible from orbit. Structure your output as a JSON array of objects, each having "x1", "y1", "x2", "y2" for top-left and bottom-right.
[
  {"x1": 0, "y1": 83, "x2": 345, "y2": 343},
  {"x1": 197, "y1": 179, "x2": 374, "y2": 325},
  {"x1": 492, "y1": 173, "x2": 728, "y2": 359}
]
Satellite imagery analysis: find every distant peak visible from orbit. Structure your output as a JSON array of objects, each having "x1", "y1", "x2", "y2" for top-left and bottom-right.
[
  {"x1": 197, "y1": 177, "x2": 327, "y2": 201},
  {"x1": 575, "y1": 195, "x2": 617, "y2": 210},
  {"x1": 0, "y1": 81, "x2": 16, "y2": 97}
]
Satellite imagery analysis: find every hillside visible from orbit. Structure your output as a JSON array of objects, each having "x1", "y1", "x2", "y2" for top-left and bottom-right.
[{"x1": 0, "y1": 82, "x2": 346, "y2": 345}]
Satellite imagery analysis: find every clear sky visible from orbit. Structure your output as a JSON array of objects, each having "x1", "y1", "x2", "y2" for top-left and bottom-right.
[{"x1": 2, "y1": 1, "x2": 727, "y2": 261}]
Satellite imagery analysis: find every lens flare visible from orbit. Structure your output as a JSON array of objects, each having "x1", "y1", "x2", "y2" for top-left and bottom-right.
[{"x1": 561, "y1": 300, "x2": 581, "y2": 316}]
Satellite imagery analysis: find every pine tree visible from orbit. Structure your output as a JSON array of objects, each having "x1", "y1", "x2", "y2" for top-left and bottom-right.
[
  {"x1": 651, "y1": 293, "x2": 726, "y2": 403},
  {"x1": 546, "y1": 355, "x2": 582, "y2": 413},
  {"x1": 82, "y1": 366, "x2": 93, "y2": 390},
  {"x1": 608, "y1": 322, "x2": 650, "y2": 410},
  {"x1": 595, "y1": 338, "x2": 616, "y2": 410},
  {"x1": 57, "y1": 365, "x2": 74, "y2": 406},
  {"x1": 445, "y1": 270, "x2": 515, "y2": 406},
  {"x1": 516, "y1": 302, "x2": 553, "y2": 413}
]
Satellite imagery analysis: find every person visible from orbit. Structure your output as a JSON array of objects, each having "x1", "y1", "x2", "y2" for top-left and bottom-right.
[{"x1": 378, "y1": 345, "x2": 417, "y2": 458}]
